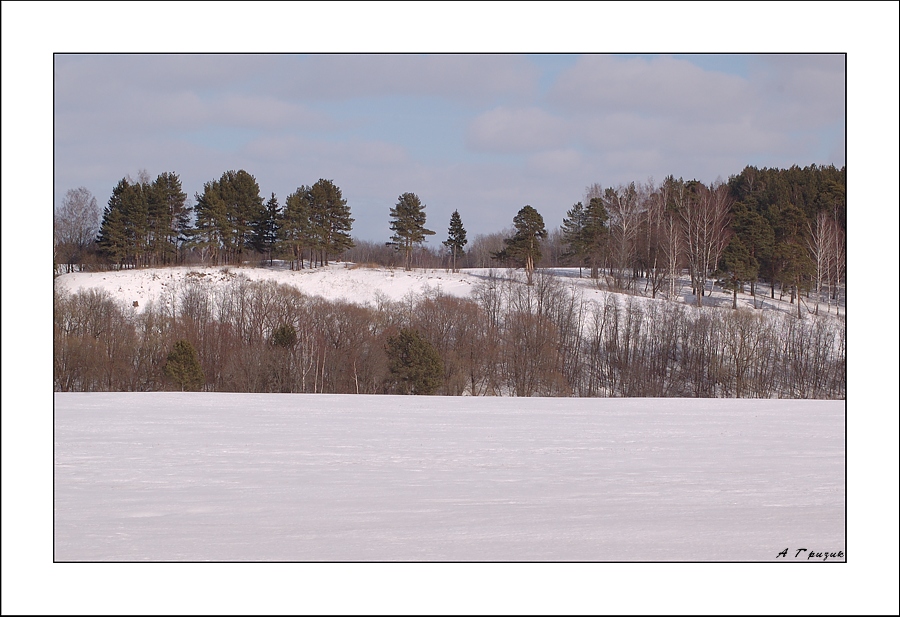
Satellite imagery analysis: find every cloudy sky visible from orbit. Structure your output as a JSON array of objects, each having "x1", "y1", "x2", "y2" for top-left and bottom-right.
[{"x1": 53, "y1": 51, "x2": 845, "y2": 242}]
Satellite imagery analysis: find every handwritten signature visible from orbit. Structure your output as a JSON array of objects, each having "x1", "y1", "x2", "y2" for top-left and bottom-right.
[{"x1": 776, "y1": 548, "x2": 844, "y2": 561}]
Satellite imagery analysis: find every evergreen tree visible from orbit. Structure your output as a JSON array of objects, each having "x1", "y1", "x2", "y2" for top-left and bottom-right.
[
  {"x1": 308, "y1": 179, "x2": 354, "y2": 266},
  {"x1": 192, "y1": 178, "x2": 228, "y2": 265},
  {"x1": 389, "y1": 192, "x2": 435, "y2": 270},
  {"x1": 164, "y1": 339, "x2": 205, "y2": 391},
  {"x1": 385, "y1": 328, "x2": 443, "y2": 395},
  {"x1": 769, "y1": 203, "x2": 813, "y2": 311},
  {"x1": 96, "y1": 180, "x2": 130, "y2": 269},
  {"x1": 282, "y1": 186, "x2": 312, "y2": 270},
  {"x1": 729, "y1": 203, "x2": 774, "y2": 298},
  {"x1": 271, "y1": 324, "x2": 298, "y2": 349},
  {"x1": 122, "y1": 178, "x2": 151, "y2": 267},
  {"x1": 253, "y1": 193, "x2": 282, "y2": 264},
  {"x1": 560, "y1": 201, "x2": 587, "y2": 275},
  {"x1": 193, "y1": 170, "x2": 264, "y2": 265},
  {"x1": 726, "y1": 163, "x2": 846, "y2": 300},
  {"x1": 443, "y1": 210, "x2": 468, "y2": 273},
  {"x1": 97, "y1": 178, "x2": 144, "y2": 269},
  {"x1": 225, "y1": 169, "x2": 265, "y2": 262},
  {"x1": 582, "y1": 197, "x2": 610, "y2": 279},
  {"x1": 493, "y1": 205, "x2": 547, "y2": 285},
  {"x1": 716, "y1": 236, "x2": 759, "y2": 309},
  {"x1": 561, "y1": 198, "x2": 609, "y2": 279},
  {"x1": 149, "y1": 172, "x2": 189, "y2": 265}
]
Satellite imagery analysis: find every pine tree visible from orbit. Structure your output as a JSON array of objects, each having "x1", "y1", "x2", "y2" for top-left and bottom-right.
[
  {"x1": 308, "y1": 179, "x2": 354, "y2": 266},
  {"x1": 253, "y1": 193, "x2": 282, "y2": 264},
  {"x1": 164, "y1": 339, "x2": 205, "y2": 391},
  {"x1": 769, "y1": 203, "x2": 813, "y2": 312},
  {"x1": 282, "y1": 186, "x2": 312, "y2": 269},
  {"x1": 194, "y1": 170, "x2": 264, "y2": 265},
  {"x1": 442, "y1": 209, "x2": 467, "y2": 273},
  {"x1": 385, "y1": 328, "x2": 443, "y2": 395},
  {"x1": 192, "y1": 178, "x2": 228, "y2": 265},
  {"x1": 226, "y1": 169, "x2": 265, "y2": 263},
  {"x1": 128, "y1": 175, "x2": 155, "y2": 267},
  {"x1": 493, "y1": 205, "x2": 547, "y2": 285},
  {"x1": 96, "y1": 177, "x2": 150, "y2": 269},
  {"x1": 730, "y1": 203, "x2": 773, "y2": 299},
  {"x1": 96, "y1": 179, "x2": 131, "y2": 269},
  {"x1": 122, "y1": 178, "x2": 151, "y2": 268},
  {"x1": 716, "y1": 236, "x2": 758, "y2": 309},
  {"x1": 560, "y1": 201, "x2": 587, "y2": 275},
  {"x1": 149, "y1": 172, "x2": 189, "y2": 265},
  {"x1": 582, "y1": 197, "x2": 610, "y2": 279},
  {"x1": 389, "y1": 192, "x2": 435, "y2": 270}
]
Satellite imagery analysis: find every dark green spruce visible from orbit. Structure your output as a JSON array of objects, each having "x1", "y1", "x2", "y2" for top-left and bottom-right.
[
  {"x1": 443, "y1": 209, "x2": 467, "y2": 273},
  {"x1": 385, "y1": 328, "x2": 443, "y2": 395}
]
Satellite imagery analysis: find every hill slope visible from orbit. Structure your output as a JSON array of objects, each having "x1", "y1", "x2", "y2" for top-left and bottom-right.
[{"x1": 54, "y1": 262, "x2": 844, "y2": 318}]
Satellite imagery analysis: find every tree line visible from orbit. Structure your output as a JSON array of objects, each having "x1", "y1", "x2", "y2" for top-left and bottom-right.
[
  {"x1": 54, "y1": 271, "x2": 845, "y2": 398},
  {"x1": 56, "y1": 164, "x2": 845, "y2": 316},
  {"x1": 553, "y1": 165, "x2": 845, "y2": 316},
  {"x1": 89, "y1": 170, "x2": 355, "y2": 271}
]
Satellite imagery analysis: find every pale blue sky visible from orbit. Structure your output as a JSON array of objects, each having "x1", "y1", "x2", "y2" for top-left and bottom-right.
[{"x1": 53, "y1": 52, "x2": 845, "y2": 242}]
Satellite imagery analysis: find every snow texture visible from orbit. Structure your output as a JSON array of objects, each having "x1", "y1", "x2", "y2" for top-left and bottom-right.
[
  {"x1": 54, "y1": 262, "x2": 843, "y2": 317},
  {"x1": 54, "y1": 393, "x2": 845, "y2": 562},
  {"x1": 54, "y1": 263, "x2": 476, "y2": 307}
]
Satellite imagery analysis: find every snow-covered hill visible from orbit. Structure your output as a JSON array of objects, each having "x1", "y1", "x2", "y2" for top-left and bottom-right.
[
  {"x1": 54, "y1": 262, "x2": 477, "y2": 307},
  {"x1": 54, "y1": 262, "x2": 845, "y2": 318}
]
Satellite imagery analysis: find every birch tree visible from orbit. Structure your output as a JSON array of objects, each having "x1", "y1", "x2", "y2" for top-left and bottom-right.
[
  {"x1": 602, "y1": 182, "x2": 644, "y2": 291},
  {"x1": 679, "y1": 181, "x2": 732, "y2": 307},
  {"x1": 55, "y1": 187, "x2": 101, "y2": 273}
]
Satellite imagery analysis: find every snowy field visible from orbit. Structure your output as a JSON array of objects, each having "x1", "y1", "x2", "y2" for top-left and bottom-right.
[{"x1": 54, "y1": 392, "x2": 845, "y2": 562}]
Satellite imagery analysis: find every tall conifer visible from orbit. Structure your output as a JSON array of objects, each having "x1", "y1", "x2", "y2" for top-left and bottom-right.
[
  {"x1": 493, "y1": 205, "x2": 547, "y2": 285},
  {"x1": 309, "y1": 179, "x2": 354, "y2": 266},
  {"x1": 389, "y1": 192, "x2": 435, "y2": 271},
  {"x1": 443, "y1": 210, "x2": 468, "y2": 273}
]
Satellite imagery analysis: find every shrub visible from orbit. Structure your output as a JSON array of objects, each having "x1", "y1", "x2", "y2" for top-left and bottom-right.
[
  {"x1": 164, "y1": 339, "x2": 205, "y2": 391},
  {"x1": 271, "y1": 324, "x2": 298, "y2": 349},
  {"x1": 385, "y1": 328, "x2": 443, "y2": 395}
]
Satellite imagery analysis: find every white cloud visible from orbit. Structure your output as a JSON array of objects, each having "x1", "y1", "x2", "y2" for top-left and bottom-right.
[
  {"x1": 214, "y1": 94, "x2": 331, "y2": 130},
  {"x1": 56, "y1": 86, "x2": 331, "y2": 145},
  {"x1": 747, "y1": 54, "x2": 845, "y2": 132},
  {"x1": 549, "y1": 55, "x2": 751, "y2": 122},
  {"x1": 527, "y1": 149, "x2": 583, "y2": 176},
  {"x1": 466, "y1": 106, "x2": 570, "y2": 153},
  {"x1": 276, "y1": 54, "x2": 540, "y2": 104},
  {"x1": 541, "y1": 54, "x2": 844, "y2": 178}
]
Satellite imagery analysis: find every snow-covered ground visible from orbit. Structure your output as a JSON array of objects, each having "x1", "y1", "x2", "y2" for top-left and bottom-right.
[
  {"x1": 54, "y1": 262, "x2": 846, "y2": 318},
  {"x1": 54, "y1": 392, "x2": 845, "y2": 562},
  {"x1": 54, "y1": 262, "x2": 478, "y2": 307}
]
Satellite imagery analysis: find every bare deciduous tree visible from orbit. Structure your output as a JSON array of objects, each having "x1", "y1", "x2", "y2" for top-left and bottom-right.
[
  {"x1": 55, "y1": 187, "x2": 101, "y2": 273},
  {"x1": 602, "y1": 182, "x2": 645, "y2": 291},
  {"x1": 679, "y1": 182, "x2": 732, "y2": 307}
]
